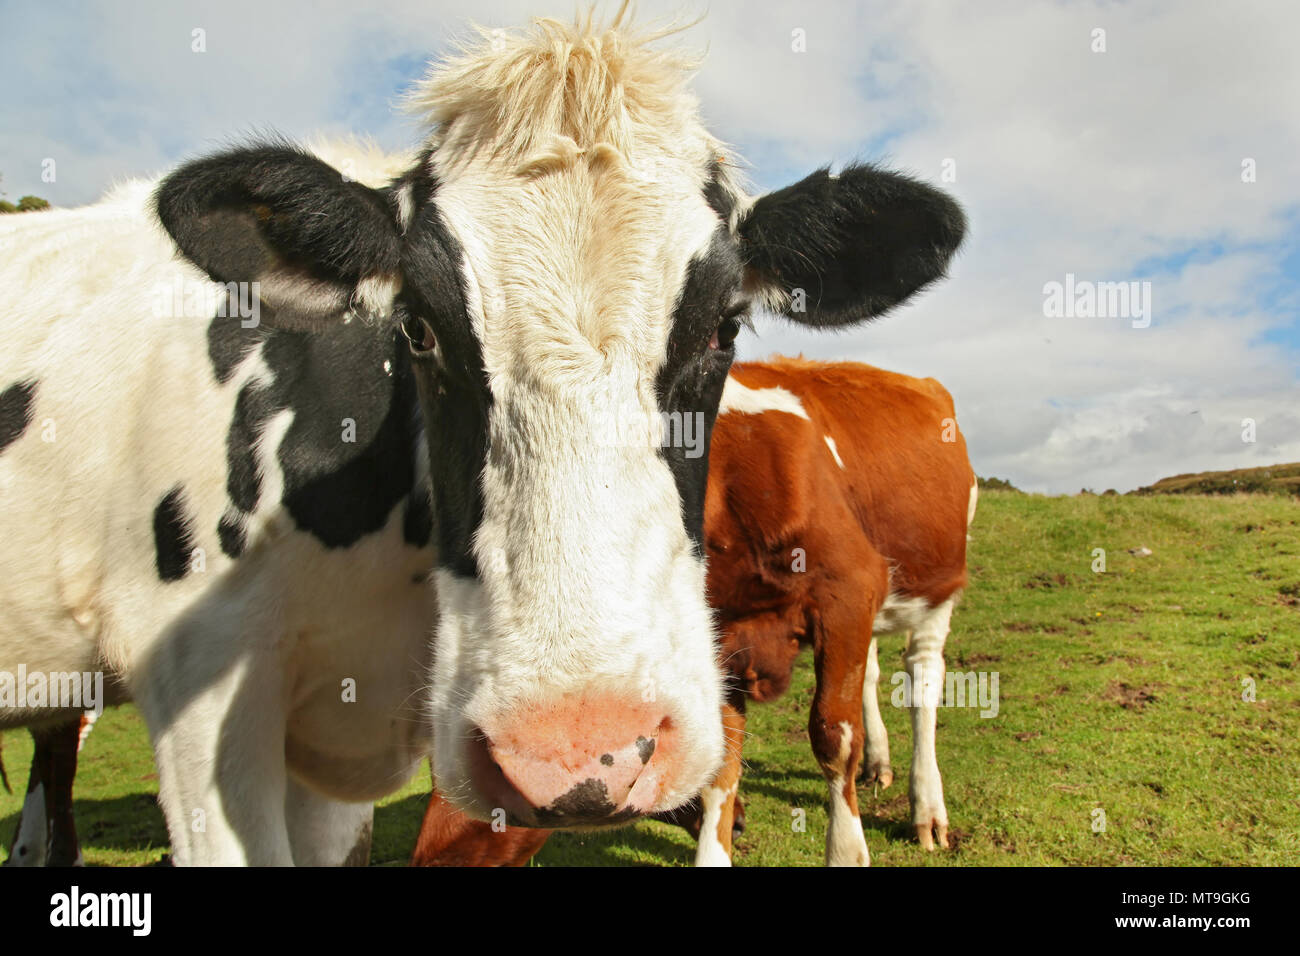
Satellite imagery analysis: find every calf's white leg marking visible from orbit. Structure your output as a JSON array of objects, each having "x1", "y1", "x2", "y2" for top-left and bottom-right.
[
  {"x1": 860, "y1": 638, "x2": 892, "y2": 788},
  {"x1": 825, "y1": 720, "x2": 869, "y2": 867},
  {"x1": 906, "y1": 596, "x2": 955, "y2": 850},
  {"x1": 693, "y1": 784, "x2": 734, "y2": 867}
]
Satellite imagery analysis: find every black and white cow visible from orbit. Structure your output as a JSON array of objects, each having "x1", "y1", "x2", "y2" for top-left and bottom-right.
[{"x1": 0, "y1": 13, "x2": 964, "y2": 864}]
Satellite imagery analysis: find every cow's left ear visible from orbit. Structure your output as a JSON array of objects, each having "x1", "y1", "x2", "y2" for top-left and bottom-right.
[
  {"x1": 154, "y1": 144, "x2": 403, "y2": 329},
  {"x1": 737, "y1": 163, "x2": 966, "y2": 327}
]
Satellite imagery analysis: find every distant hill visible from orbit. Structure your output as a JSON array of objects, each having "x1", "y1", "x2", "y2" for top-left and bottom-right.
[{"x1": 1135, "y1": 462, "x2": 1300, "y2": 498}]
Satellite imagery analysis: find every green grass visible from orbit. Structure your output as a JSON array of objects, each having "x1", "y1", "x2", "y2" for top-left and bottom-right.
[{"x1": 3, "y1": 490, "x2": 1298, "y2": 866}]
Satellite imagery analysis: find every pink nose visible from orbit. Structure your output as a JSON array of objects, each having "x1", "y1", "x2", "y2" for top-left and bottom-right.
[{"x1": 467, "y1": 695, "x2": 677, "y2": 827}]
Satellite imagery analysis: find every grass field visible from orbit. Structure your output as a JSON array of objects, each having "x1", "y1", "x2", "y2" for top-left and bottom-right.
[{"x1": 3, "y1": 489, "x2": 1298, "y2": 866}]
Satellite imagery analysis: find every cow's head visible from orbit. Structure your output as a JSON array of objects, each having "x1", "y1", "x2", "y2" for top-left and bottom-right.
[{"x1": 154, "y1": 14, "x2": 964, "y2": 828}]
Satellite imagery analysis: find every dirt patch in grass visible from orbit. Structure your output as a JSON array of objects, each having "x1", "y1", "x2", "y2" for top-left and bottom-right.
[
  {"x1": 1014, "y1": 731, "x2": 1042, "y2": 742},
  {"x1": 944, "y1": 826, "x2": 969, "y2": 852},
  {"x1": 957, "y1": 651, "x2": 1003, "y2": 665},
  {"x1": 1002, "y1": 622, "x2": 1065, "y2": 635},
  {"x1": 990, "y1": 829, "x2": 1017, "y2": 853},
  {"x1": 1025, "y1": 572, "x2": 1070, "y2": 589},
  {"x1": 1097, "y1": 652, "x2": 1151, "y2": 666},
  {"x1": 1104, "y1": 680, "x2": 1159, "y2": 711},
  {"x1": 1278, "y1": 583, "x2": 1300, "y2": 607},
  {"x1": 865, "y1": 792, "x2": 909, "y2": 820}
]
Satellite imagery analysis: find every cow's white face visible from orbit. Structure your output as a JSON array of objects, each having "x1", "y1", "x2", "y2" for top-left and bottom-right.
[
  {"x1": 416, "y1": 141, "x2": 740, "y2": 822},
  {"x1": 154, "y1": 14, "x2": 965, "y2": 828}
]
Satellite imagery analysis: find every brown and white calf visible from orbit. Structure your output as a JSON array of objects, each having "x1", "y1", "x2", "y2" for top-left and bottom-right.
[
  {"x1": 0, "y1": 12, "x2": 964, "y2": 864},
  {"x1": 694, "y1": 358, "x2": 975, "y2": 865},
  {"x1": 410, "y1": 357, "x2": 976, "y2": 867}
]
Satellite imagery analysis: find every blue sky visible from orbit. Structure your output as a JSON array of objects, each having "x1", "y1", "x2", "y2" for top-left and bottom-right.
[{"x1": 2, "y1": 0, "x2": 1297, "y2": 492}]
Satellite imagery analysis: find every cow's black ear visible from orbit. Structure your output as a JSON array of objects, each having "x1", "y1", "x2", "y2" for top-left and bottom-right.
[
  {"x1": 154, "y1": 144, "x2": 403, "y2": 329},
  {"x1": 738, "y1": 163, "x2": 966, "y2": 327}
]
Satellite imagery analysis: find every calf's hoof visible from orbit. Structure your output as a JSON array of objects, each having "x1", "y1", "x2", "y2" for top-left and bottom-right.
[
  {"x1": 860, "y1": 761, "x2": 893, "y2": 789},
  {"x1": 914, "y1": 821, "x2": 950, "y2": 851}
]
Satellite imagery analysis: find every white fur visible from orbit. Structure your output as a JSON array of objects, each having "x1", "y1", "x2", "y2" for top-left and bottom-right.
[
  {"x1": 872, "y1": 592, "x2": 936, "y2": 635},
  {"x1": 719, "y1": 378, "x2": 811, "y2": 420},
  {"x1": 824, "y1": 434, "x2": 845, "y2": 469},
  {"x1": 284, "y1": 777, "x2": 375, "y2": 866}
]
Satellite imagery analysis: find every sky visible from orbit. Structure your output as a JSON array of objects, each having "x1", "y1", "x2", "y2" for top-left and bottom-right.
[{"x1": 2, "y1": 0, "x2": 1297, "y2": 493}]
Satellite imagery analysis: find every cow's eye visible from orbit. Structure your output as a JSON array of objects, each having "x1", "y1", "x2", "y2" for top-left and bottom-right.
[
  {"x1": 402, "y1": 315, "x2": 437, "y2": 354},
  {"x1": 709, "y1": 302, "x2": 749, "y2": 351}
]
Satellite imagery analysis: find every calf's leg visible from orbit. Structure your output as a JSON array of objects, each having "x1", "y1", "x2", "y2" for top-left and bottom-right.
[
  {"x1": 808, "y1": 589, "x2": 878, "y2": 867},
  {"x1": 859, "y1": 636, "x2": 893, "y2": 788},
  {"x1": 906, "y1": 597, "x2": 956, "y2": 850},
  {"x1": 411, "y1": 784, "x2": 549, "y2": 867},
  {"x1": 692, "y1": 700, "x2": 745, "y2": 867}
]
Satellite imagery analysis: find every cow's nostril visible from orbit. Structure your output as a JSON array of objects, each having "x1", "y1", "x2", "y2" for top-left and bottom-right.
[{"x1": 536, "y1": 779, "x2": 617, "y2": 823}]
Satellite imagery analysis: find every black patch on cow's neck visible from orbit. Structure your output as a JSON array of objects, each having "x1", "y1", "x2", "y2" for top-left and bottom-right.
[
  {"x1": 213, "y1": 311, "x2": 424, "y2": 553},
  {"x1": 655, "y1": 229, "x2": 743, "y2": 549},
  {"x1": 398, "y1": 192, "x2": 487, "y2": 579},
  {"x1": 0, "y1": 379, "x2": 37, "y2": 454},
  {"x1": 153, "y1": 486, "x2": 197, "y2": 582}
]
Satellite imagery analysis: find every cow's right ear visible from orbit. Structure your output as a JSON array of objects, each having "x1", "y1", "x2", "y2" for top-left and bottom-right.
[{"x1": 154, "y1": 144, "x2": 403, "y2": 330}]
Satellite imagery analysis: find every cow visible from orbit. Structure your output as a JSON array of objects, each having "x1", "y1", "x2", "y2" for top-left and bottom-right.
[
  {"x1": 410, "y1": 358, "x2": 976, "y2": 867},
  {"x1": 0, "y1": 10, "x2": 964, "y2": 865}
]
